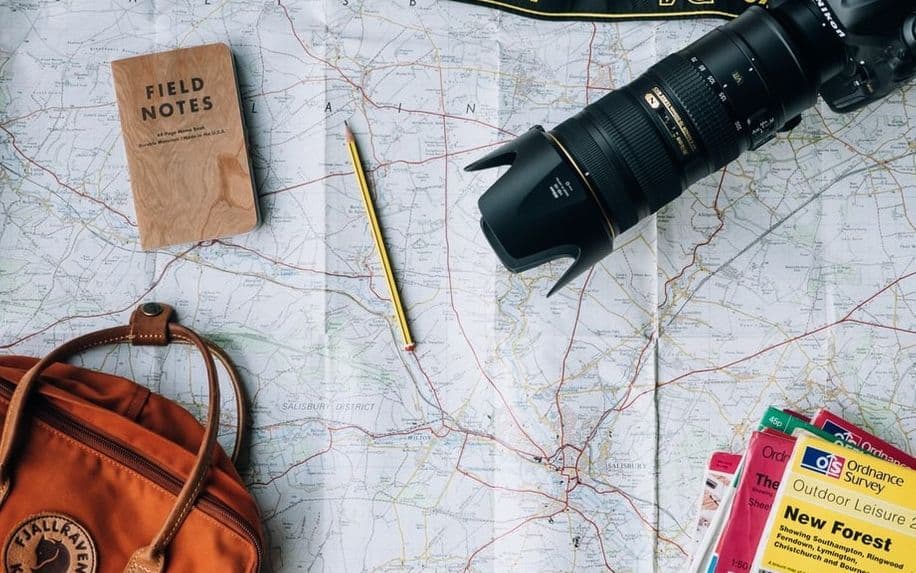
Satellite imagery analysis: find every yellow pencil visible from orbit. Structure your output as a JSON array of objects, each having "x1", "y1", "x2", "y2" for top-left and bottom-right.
[{"x1": 344, "y1": 121, "x2": 416, "y2": 351}]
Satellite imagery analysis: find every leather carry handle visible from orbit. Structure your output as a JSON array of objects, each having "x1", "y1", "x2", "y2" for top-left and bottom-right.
[
  {"x1": 0, "y1": 303, "x2": 244, "y2": 573},
  {"x1": 196, "y1": 339, "x2": 249, "y2": 465}
]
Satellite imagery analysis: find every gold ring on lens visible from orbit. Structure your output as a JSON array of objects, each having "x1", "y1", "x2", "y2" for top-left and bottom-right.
[{"x1": 544, "y1": 131, "x2": 618, "y2": 240}]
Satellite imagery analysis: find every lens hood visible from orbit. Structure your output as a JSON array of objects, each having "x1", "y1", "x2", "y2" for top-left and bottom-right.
[{"x1": 466, "y1": 127, "x2": 614, "y2": 295}]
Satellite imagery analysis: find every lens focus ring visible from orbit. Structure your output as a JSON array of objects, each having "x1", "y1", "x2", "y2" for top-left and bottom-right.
[{"x1": 649, "y1": 53, "x2": 741, "y2": 170}]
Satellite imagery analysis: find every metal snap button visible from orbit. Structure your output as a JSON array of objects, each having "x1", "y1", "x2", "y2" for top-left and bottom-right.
[{"x1": 140, "y1": 302, "x2": 163, "y2": 317}]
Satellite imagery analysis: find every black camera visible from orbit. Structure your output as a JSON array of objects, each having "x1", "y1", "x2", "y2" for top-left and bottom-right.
[{"x1": 468, "y1": 0, "x2": 916, "y2": 295}]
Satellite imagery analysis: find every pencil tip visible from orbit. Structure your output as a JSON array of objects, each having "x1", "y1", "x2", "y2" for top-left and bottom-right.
[{"x1": 344, "y1": 121, "x2": 353, "y2": 142}]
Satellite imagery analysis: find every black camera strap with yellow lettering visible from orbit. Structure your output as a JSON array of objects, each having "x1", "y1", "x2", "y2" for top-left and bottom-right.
[{"x1": 449, "y1": 0, "x2": 762, "y2": 21}]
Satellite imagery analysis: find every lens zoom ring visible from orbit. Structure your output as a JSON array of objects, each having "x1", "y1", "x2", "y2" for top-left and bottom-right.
[
  {"x1": 650, "y1": 54, "x2": 740, "y2": 169},
  {"x1": 590, "y1": 91, "x2": 682, "y2": 209}
]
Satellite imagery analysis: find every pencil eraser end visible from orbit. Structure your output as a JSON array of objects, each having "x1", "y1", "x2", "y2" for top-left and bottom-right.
[{"x1": 404, "y1": 343, "x2": 416, "y2": 352}]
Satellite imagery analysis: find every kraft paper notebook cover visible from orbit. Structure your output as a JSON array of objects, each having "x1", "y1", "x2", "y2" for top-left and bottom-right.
[{"x1": 112, "y1": 43, "x2": 259, "y2": 249}]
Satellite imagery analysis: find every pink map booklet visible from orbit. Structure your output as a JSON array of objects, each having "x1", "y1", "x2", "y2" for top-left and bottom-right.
[{"x1": 710, "y1": 431, "x2": 795, "y2": 573}]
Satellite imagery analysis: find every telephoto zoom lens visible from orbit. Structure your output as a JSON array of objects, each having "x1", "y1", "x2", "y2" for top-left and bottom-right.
[{"x1": 467, "y1": 2, "x2": 848, "y2": 295}]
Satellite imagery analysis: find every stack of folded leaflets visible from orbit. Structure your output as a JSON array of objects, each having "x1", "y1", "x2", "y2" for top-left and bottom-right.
[{"x1": 688, "y1": 407, "x2": 915, "y2": 573}]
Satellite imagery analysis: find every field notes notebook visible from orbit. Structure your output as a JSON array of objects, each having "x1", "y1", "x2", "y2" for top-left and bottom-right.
[{"x1": 112, "y1": 43, "x2": 259, "y2": 249}]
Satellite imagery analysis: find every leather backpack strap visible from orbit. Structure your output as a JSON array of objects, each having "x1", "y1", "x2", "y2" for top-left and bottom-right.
[{"x1": 0, "y1": 303, "x2": 244, "y2": 572}]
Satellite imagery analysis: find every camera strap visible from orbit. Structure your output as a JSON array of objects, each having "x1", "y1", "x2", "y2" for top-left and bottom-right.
[{"x1": 449, "y1": 0, "x2": 759, "y2": 21}]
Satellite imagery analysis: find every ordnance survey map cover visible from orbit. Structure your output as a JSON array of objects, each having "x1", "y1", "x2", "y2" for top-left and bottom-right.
[{"x1": 1, "y1": 1, "x2": 914, "y2": 571}]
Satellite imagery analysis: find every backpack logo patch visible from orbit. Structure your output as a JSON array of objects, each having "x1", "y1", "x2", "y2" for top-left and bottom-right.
[{"x1": 4, "y1": 513, "x2": 97, "y2": 573}]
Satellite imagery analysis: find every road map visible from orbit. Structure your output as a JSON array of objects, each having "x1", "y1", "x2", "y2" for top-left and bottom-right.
[{"x1": 1, "y1": 1, "x2": 914, "y2": 571}]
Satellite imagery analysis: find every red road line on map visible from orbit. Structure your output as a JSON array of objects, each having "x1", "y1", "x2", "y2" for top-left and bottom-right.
[
  {"x1": 585, "y1": 24, "x2": 597, "y2": 105},
  {"x1": 566, "y1": 504, "x2": 617, "y2": 571},
  {"x1": 371, "y1": 140, "x2": 509, "y2": 169},
  {"x1": 412, "y1": 352, "x2": 448, "y2": 419},
  {"x1": 457, "y1": 438, "x2": 624, "y2": 570},
  {"x1": 565, "y1": 329, "x2": 655, "y2": 484},
  {"x1": 248, "y1": 424, "x2": 444, "y2": 488},
  {"x1": 618, "y1": 270, "x2": 916, "y2": 410},
  {"x1": 329, "y1": 423, "x2": 449, "y2": 440},
  {"x1": 811, "y1": 108, "x2": 916, "y2": 232},
  {"x1": 266, "y1": 11, "x2": 696, "y2": 548},
  {"x1": 249, "y1": 423, "x2": 518, "y2": 489},
  {"x1": 613, "y1": 331, "x2": 655, "y2": 415},
  {"x1": 248, "y1": 431, "x2": 334, "y2": 488},
  {"x1": 260, "y1": 141, "x2": 507, "y2": 198},
  {"x1": 425, "y1": 38, "x2": 547, "y2": 459},
  {"x1": 254, "y1": 389, "x2": 545, "y2": 463},
  {"x1": 364, "y1": 265, "x2": 389, "y2": 302},
  {"x1": 463, "y1": 510, "x2": 564, "y2": 572},
  {"x1": 243, "y1": 77, "x2": 325, "y2": 99},
  {"x1": 576, "y1": 481, "x2": 687, "y2": 556},
  {"x1": 658, "y1": 168, "x2": 727, "y2": 310},
  {"x1": 0, "y1": 245, "x2": 199, "y2": 349},
  {"x1": 844, "y1": 318, "x2": 916, "y2": 335},
  {"x1": 554, "y1": 268, "x2": 593, "y2": 458},
  {"x1": 277, "y1": 1, "x2": 517, "y2": 138},
  {"x1": 456, "y1": 434, "x2": 568, "y2": 506},
  {"x1": 0, "y1": 102, "x2": 115, "y2": 127},
  {"x1": 260, "y1": 171, "x2": 352, "y2": 197},
  {"x1": 451, "y1": 423, "x2": 548, "y2": 460},
  {"x1": 556, "y1": 175, "x2": 727, "y2": 482},
  {"x1": 214, "y1": 239, "x2": 370, "y2": 279},
  {"x1": 0, "y1": 124, "x2": 137, "y2": 228}
]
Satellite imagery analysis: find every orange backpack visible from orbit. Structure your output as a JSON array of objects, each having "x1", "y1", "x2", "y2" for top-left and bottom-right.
[{"x1": 0, "y1": 303, "x2": 264, "y2": 572}]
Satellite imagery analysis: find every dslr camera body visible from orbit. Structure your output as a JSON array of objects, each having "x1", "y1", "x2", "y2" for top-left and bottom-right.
[
  {"x1": 469, "y1": 0, "x2": 916, "y2": 294},
  {"x1": 816, "y1": 0, "x2": 915, "y2": 112}
]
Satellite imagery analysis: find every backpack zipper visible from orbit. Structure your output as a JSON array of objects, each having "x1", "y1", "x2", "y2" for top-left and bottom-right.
[{"x1": 0, "y1": 378, "x2": 263, "y2": 572}]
